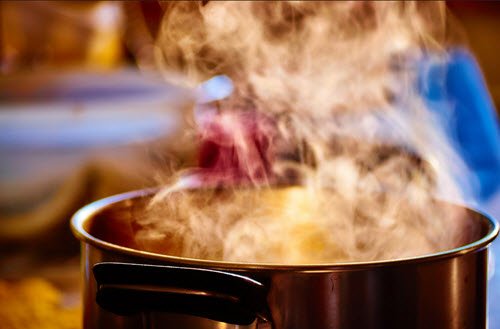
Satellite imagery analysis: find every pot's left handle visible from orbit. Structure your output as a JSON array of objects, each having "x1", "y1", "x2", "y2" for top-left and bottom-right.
[{"x1": 93, "y1": 262, "x2": 270, "y2": 326}]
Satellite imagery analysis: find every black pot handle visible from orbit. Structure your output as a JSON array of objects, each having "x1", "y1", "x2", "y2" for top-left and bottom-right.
[{"x1": 93, "y1": 262, "x2": 270, "y2": 326}]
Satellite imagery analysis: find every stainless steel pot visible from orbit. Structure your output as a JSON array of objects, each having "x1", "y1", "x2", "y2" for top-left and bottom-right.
[{"x1": 71, "y1": 188, "x2": 499, "y2": 329}]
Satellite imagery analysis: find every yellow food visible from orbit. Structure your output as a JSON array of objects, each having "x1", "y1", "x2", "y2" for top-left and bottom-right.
[{"x1": 0, "y1": 278, "x2": 81, "y2": 329}]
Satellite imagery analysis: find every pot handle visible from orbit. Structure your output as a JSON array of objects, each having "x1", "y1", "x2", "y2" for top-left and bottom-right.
[{"x1": 93, "y1": 262, "x2": 270, "y2": 326}]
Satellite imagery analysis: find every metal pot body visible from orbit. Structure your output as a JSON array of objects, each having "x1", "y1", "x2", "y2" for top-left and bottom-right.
[{"x1": 72, "y1": 190, "x2": 499, "y2": 329}]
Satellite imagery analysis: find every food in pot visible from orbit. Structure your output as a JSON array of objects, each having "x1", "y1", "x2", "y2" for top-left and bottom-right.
[{"x1": 134, "y1": 186, "x2": 472, "y2": 264}]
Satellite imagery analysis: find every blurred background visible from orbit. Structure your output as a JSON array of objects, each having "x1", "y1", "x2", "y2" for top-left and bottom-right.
[{"x1": 0, "y1": 2, "x2": 499, "y2": 329}]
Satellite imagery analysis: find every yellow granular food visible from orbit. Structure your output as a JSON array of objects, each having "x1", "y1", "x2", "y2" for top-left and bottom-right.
[{"x1": 0, "y1": 278, "x2": 81, "y2": 329}]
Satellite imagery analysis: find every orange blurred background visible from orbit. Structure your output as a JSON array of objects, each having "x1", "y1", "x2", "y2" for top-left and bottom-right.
[{"x1": 1, "y1": 1, "x2": 499, "y2": 109}]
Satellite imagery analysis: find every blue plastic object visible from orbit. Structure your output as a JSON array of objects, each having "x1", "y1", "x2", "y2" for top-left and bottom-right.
[{"x1": 419, "y1": 48, "x2": 500, "y2": 202}]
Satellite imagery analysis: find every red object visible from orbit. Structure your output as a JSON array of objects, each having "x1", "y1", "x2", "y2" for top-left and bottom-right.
[{"x1": 196, "y1": 108, "x2": 276, "y2": 186}]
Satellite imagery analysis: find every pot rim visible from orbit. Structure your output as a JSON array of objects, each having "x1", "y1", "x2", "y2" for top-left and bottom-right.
[{"x1": 71, "y1": 188, "x2": 499, "y2": 271}]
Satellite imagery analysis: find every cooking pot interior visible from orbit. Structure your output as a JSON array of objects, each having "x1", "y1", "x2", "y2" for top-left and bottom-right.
[{"x1": 83, "y1": 190, "x2": 492, "y2": 263}]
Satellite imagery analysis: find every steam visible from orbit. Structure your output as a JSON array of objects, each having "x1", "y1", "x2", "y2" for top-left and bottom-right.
[{"x1": 135, "y1": 1, "x2": 475, "y2": 263}]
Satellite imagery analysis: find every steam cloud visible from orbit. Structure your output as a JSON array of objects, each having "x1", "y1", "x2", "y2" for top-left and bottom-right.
[{"x1": 135, "y1": 1, "x2": 475, "y2": 264}]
